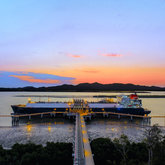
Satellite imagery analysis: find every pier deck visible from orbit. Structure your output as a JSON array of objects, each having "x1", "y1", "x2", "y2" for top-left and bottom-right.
[{"x1": 74, "y1": 113, "x2": 95, "y2": 165}]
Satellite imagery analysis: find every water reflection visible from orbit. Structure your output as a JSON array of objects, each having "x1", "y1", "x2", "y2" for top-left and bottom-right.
[
  {"x1": 0, "y1": 118, "x2": 74, "y2": 148},
  {"x1": 86, "y1": 118, "x2": 153, "y2": 142},
  {"x1": 26, "y1": 124, "x2": 32, "y2": 132}
]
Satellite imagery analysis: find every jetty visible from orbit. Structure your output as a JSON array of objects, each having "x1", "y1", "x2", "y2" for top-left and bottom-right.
[{"x1": 0, "y1": 99, "x2": 153, "y2": 165}]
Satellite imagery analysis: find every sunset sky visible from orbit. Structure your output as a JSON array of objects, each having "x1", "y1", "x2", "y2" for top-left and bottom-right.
[{"x1": 0, "y1": 0, "x2": 165, "y2": 87}]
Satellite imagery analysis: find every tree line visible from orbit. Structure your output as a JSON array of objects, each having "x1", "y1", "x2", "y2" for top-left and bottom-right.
[{"x1": 0, "y1": 142, "x2": 73, "y2": 165}]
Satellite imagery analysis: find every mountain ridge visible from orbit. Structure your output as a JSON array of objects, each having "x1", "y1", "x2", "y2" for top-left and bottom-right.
[{"x1": 0, "y1": 83, "x2": 165, "y2": 91}]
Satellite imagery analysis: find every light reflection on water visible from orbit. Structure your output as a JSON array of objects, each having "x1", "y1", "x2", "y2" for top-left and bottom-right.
[
  {"x1": 0, "y1": 118, "x2": 74, "y2": 148},
  {"x1": 0, "y1": 92, "x2": 165, "y2": 148}
]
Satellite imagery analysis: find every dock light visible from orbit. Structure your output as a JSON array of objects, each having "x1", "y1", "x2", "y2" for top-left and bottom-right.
[
  {"x1": 84, "y1": 150, "x2": 91, "y2": 157},
  {"x1": 66, "y1": 108, "x2": 68, "y2": 111},
  {"x1": 102, "y1": 108, "x2": 104, "y2": 111},
  {"x1": 28, "y1": 98, "x2": 31, "y2": 103},
  {"x1": 83, "y1": 138, "x2": 88, "y2": 143},
  {"x1": 54, "y1": 108, "x2": 56, "y2": 111},
  {"x1": 82, "y1": 130, "x2": 87, "y2": 134},
  {"x1": 48, "y1": 126, "x2": 51, "y2": 132},
  {"x1": 26, "y1": 124, "x2": 32, "y2": 132}
]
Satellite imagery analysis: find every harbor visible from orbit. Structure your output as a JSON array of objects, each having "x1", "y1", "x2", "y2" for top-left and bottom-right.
[
  {"x1": 1, "y1": 96, "x2": 152, "y2": 165},
  {"x1": 0, "y1": 92, "x2": 165, "y2": 165}
]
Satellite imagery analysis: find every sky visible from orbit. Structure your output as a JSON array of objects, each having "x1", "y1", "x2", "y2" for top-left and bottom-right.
[{"x1": 0, "y1": 0, "x2": 165, "y2": 87}]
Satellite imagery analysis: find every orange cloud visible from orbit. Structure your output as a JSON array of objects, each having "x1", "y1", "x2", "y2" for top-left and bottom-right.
[
  {"x1": 76, "y1": 68, "x2": 99, "y2": 74},
  {"x1": 101, "y1": 53, "x2": 122, "y2": 57},
  {"x1": 10, "y1": 75, "x2": 60, "y2": 84},
  {"x1": 82, "y1": 70, "x2": 99, "y2": 73},
  {"x1": 67, "y1": 54, "x2": 82, "y2": 58}
]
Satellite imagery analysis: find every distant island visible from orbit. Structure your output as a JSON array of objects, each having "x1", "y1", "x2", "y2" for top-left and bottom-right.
[{"x1": 0, "y1": 83, "x2": 165, "y2": 92}]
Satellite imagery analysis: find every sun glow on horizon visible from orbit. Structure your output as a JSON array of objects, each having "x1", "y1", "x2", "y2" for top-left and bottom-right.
[{"x1": 1, "y1": 65, "x2": 164, "y2": 87}]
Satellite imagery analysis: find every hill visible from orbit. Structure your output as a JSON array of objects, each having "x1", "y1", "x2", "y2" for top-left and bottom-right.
[{"x1": 0, "y1": 83, "x2": 165, "y2": 92}]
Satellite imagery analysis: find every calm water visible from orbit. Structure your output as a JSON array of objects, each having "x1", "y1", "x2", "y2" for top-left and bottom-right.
[{"x1": 0, "y1": 92, "x2": 165, "y2": 148}]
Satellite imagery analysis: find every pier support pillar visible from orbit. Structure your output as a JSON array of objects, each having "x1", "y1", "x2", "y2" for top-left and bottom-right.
[
  {"x1": 29, "y1": 115, "x2": 31, "y2": 120},
  {"x1": 130, "y1": 116, "x2": 133, "y2": 121},
  {"x1": 41, "y1": 114, "x2": 43, "y2": 118},
  {"x1": 17, "y1": 117, "x2": 19, "y2": 122},
  {"x1": 149, "y1": 118, "x2": 151, "y2": 124},
  {"x1": 12, "y1": 116, "x2": 19, "y2": 126},
  {"x1": 118, "y1": 115, "x2": 120, "y2": 119}
]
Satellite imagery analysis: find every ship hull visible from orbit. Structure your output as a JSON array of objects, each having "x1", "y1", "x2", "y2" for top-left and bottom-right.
[{"x1": 11, "y1": 105, "x2": 150, "y2": 116}]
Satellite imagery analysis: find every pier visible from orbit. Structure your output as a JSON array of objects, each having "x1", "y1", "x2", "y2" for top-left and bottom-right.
[
  {"x1": 74, "y1": 113, "x2": 94, "y2": 165},
  {"x1": 0, "y1": 108, "x2": 151, "y2": 127},
  {"x1": 0, "y1": 99, "x2": 155, "y2": 165}
]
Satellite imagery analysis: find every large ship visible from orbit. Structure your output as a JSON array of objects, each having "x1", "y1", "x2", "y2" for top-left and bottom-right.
[{"x1": 11, "y1": 94, "x2": 151, "y2": 116}]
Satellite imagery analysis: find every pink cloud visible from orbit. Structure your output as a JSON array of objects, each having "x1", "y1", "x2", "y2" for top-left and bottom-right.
[
  {"x1": 67, "y1": 54, "x2": 83, "y2": 58},
  {"x1": 101, "y1": 53, "x2": 123, "y2": 57}
]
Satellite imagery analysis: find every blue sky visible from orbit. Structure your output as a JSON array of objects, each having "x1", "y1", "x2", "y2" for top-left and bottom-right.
[
  {"x1": 0, "y1": 71, "x2": 75, "y2": 87},
  {"x1": 0, "y1": 0, "x2": 165, "y2": 87}
]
